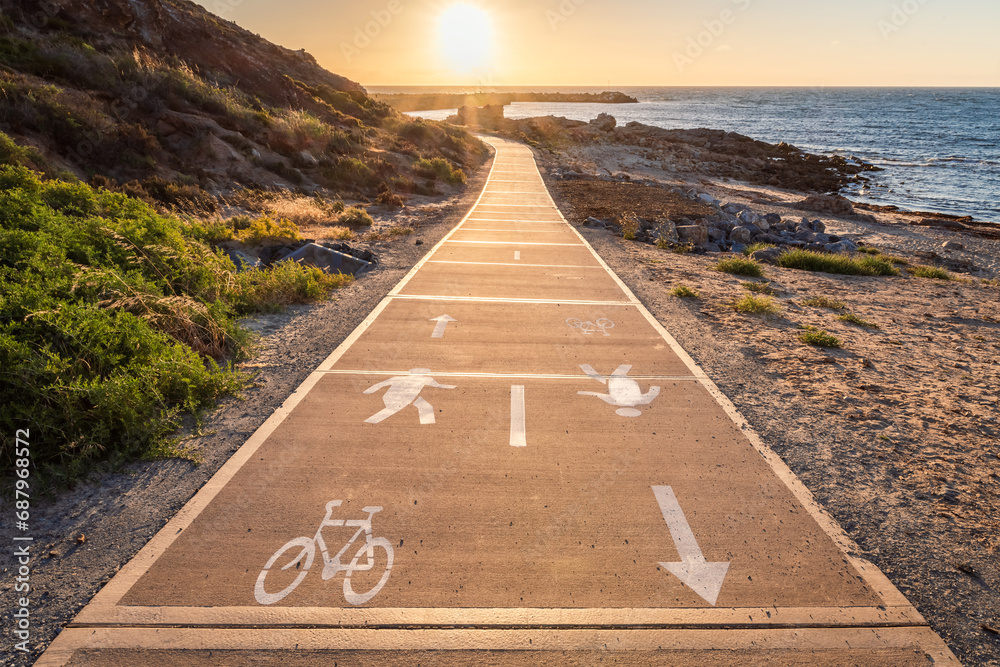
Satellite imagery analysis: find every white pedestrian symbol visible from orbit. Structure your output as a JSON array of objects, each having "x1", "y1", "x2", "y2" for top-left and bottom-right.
[
  {"x1": 363, "y1": 369, "x2": 456, "y2": 425},
  {"x1": 578, "y1": 364, "x2": 660, "y2": 417},
  {"x1": 566, "y1": 317, "x2": 615, "y2": 336}
]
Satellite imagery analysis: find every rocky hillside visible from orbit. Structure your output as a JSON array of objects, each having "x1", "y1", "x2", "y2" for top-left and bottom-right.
[{"x1": 0, "y1": 0, "x2": 487, "y2": 209}]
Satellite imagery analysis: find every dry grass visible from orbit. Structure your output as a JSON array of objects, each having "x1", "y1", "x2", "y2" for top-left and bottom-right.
[
  {"x1": 909, "y1": 265, "x2": 954, "y2": 280},
  {"x1": 715, "y1": 257, "x2": 765, "y2": 278},
  {"x1": 671, "y1": 284, "x2": 700, "y2": 299},
  {"x1": 732, "y1": 293, "x2": 781, "y2": 315}
]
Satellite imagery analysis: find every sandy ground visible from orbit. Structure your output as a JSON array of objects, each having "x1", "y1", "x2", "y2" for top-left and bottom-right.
[
  {"x1": 538, "y1": 143, "x2": 1000, "y2": 665},
  {"x1": 0, "y1": 152, "x2": 495, "y2": 666}
]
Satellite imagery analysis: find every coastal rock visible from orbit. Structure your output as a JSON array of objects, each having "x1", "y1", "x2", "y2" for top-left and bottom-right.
[
  {"x1": 589, "y1": 113, "x2": 617, "y2": 132},
  {"x1": 751, "y1": 248, "x2": 784, "y2": 264},
  {"x1": 729, "y1": 226, "x2": 752, "y2": 244},
  {"x1": 798, "y1": 194, "x2": 856, "y2": 217},
  {"x1": 708, "y1": 226, "x2": 727, "y2": 243},
  {"x1": 825, "y1": 240, "x2": 858, "y2": 254},
  {"x1": 737, "y1": 210, "x2": 759, "y2": 225},
  {"x1": 677, "y1": 225, "x2": 708, "y2": 246},
  {"x1": 704, "y1": 242, "x2": 722, "y2": 253},
  {"x1": 697, "y1": 193, "x2": 720, "y2": 206},
  {"x1": 763, "y1": 213, "x2": 782, "y2": 226},
  {"x1": 942, "y1": 241, "x2": 965, "y2": 251},
  {"x1": 583, "y1": 217, "x2": 607, "y2": 228},
  {"x1": 226, "y1": 249, "x2": 261, "y2": 272},
  {"x1": 456, "y1": 104, "x2": 506, "y2": 129},
  {"x1": 658, "y1": 221, "x2": 679, "y2": 242}
]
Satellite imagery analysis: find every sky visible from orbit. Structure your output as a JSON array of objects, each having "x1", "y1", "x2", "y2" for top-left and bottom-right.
[{"x1": 195, "y1": 0, "x2": 1000, "y2": 87}]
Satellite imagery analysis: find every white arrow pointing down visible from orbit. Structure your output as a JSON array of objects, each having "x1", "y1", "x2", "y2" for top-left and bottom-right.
[{"x1": 652, "y1": 485, "x2": 730, "y2": 606}]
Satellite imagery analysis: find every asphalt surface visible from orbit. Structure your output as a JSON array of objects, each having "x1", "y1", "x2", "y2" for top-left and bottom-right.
[{"x1": 36, "y1": 137, "x2": 958, "y2": 665}]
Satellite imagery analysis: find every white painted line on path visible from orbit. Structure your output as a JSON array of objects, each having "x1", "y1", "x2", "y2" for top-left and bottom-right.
[
  {"x1": 429, "y1": 261, "x2": 599, "y2": 269},
  {"x1": 510, "y1": 385, "x2": 527, "y2": 448},
  {"x1": 514, "y1": 251, "x2": 521, "y2": 260},
  {"x1": 444, "y1": 240, "x2": 582, "y2": 247},
  {"x1": 318, "y1": 369, "x2": 703, "y2": 381},
  {"x1": 390, "y1": 294, "x2": 633, "y2": 306}
]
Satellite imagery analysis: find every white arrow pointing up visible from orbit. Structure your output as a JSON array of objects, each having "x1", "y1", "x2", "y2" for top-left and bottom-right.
[
  {"x1": 429, "y1": 315, "x2": 457, "y2": 339},
  {"x1": 652, "y1": 485, "x2": 730, "y2": 606}
]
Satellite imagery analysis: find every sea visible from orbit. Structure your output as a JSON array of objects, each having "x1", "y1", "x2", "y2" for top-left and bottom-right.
[{"x1": 370, "y1": 87, "x2": 1000, "y2": 223}]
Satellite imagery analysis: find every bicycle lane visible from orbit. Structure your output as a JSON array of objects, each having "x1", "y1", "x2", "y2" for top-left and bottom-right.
[{"x1": 36, "y1": 137, "x2": 958, "y2": 665}]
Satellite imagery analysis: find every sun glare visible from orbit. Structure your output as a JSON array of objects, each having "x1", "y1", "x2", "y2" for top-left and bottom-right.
[{"x1": 437, "y1": 3, "x2": 492, "y2": 73}]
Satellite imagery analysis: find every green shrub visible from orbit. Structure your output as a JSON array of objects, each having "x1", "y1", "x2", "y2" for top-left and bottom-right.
[
  {"x1": 838, "y1": 313, "x2": 880, "y2": 329},
  {"x1": 908, "y1": 265, "x2": 953, "y2": 280},
  {"x1": 741, "y1": 281, "x2": 774, "y2": 295},
  {"x1": 340, "y1": 206, "x2": 374, "y2": 227},
  {"x1": 777, "y1": 250, "x2": 900, "y2": 276},
  {"x1": 236, "y1": 216, "x2": 303, "y2": 246},
  {"x1": 413, "y1": 157, "x2": 466, "y2": 185},
  {"x1": 732, "y1": 293, "x2": 781, "y2": 315},
  {"x1": 799, "y1": 327, "x2": 842, "y2": 348},
  {"x1": 671, "y1": 284, "x2": 700, "y2": 299},
  {"x1": 802, "y1": 296, "x2": 846, "y2": 310},
  {"x1": 229, "y1": 261, "x2": 352, "y2": 314},
  {"x1": 715, "y1": 257, "x2": 765, "y2": 277},
  {"x1": 0, "y1": 167, "x2": 349, "y2": 484}
]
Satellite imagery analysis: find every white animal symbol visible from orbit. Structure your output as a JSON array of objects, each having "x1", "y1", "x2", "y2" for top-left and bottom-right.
[
  {"x1": 363, "y1": 369, "x2": 456, "y2": 425},
  {"x1": 578, "y1": 364, "x2": 660, "y2": 418}
]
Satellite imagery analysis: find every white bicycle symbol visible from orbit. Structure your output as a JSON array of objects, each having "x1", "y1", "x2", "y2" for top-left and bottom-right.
[
  {"x1": 254, "y1": 501, "x2": 394, "y2": 606},
  {"x1": 566, "y1": 318, "x2": 615, "y2": 336}
]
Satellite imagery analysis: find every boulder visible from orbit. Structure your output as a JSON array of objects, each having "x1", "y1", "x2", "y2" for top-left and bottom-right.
[
  {"x1": 751, "y1": 248, "x2": 784, "y2": 264},
  {"x1": 824, "y1": 240, "x2": 858, "y2": 254},
  {"x1": 589, "y1": 113, "x2": 617, "y2": 132},
  {"x1": 226, "y1": 249, "x2": 261, "y2": 272},
  {"x1": 583, "y1": 217, "x2": 607, "y2": 228},
  {"x1": 708, "y1": 226, "x2": 726, "y2": 243},
  {"x1": 763, "y1": 213, "x2": 782, "y2": 227},
  {"x1": 737, "y1": 210, "x2": 759, "y2": 225},
  {"x1": 729, "y1": 242, "x2": 748, "y2": 255},
  {"x1": 729, "y1": 226, "x2": 752, "y2": 244},
  {"x1": 282, "y1": 243, "x2": 374, "y2": 275},
  {"x1": 697, "y1": 193, "x2": 720, "y2": 206},
  {"x1": 658, "y1": 221, "x2": 679, "y2": 243},
  {"x1": 798, "y1": 194, "x2": 855, "y2": 217},
  {"x1": 677, "y1": 225, "x2": 708, "y2": 246},
  {"x1": 942, "y1": 240, "x2": 965, "y2": 251},
  {"x1": 704, "y1": 242, "x2": 722, "y2": 253}
]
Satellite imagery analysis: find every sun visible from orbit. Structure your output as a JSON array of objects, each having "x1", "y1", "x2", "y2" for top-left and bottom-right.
[{"x1": 437, "y1": 3, "x2": 493, "y2": 73}]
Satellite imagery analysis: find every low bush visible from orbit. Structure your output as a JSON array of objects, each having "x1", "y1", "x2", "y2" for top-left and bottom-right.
[
  {"x1": 777, "y1": 250, "x2": 900, "y2": 277},
  {"x1": 236, "y1": 216, "x2": 303, "y2": 246},
  {"x1": 715, "y1": 257, "x2": 765, "y2": 278},
  {"x1": 908, "y1": 265, "x2": 953, "y2": 280},
  {"x1": 742, "y1": 281, "x2": 774, "y2": 295},
  {"x1": 732, "y1": 293, "x2": 781, "y2": 315},
  {"x1": 802, "y1": 296, "x2": 846, "y2": 310},
  {"x1": 838, "y1": 312, "x2": 880, "y2": 329},
  {"x1": 0, "y1": 167, "x2": 348, "y2": 484},
  {"x1": 799, "y1": 327, "x2": 842, "y2": 348},
  {"x1": 671, "y1": 284, "x2": 700, "y2": 299},
  {"x1": 340, "y1": 206, "x2": 374, "y2": 227},
  {"x1": 413, "y1": 157, "x2": 466, "y2": 185}
]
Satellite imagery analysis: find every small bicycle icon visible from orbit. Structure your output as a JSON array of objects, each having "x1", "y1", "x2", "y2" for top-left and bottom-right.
[
  {"x1": 255, "y1": 500, "x2": 394, "y2": 606},
  {"x1": 566, "y1": 318, "x2": 615, "y2": 336}
]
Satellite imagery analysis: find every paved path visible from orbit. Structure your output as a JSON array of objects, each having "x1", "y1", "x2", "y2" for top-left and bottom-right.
[{"x1": 39, "y1": 138, "x2": 958, "y2": 665}]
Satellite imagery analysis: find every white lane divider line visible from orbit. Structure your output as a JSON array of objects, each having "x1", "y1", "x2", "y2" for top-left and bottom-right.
[
  {"x1": 510, "y1": 385, "x2": 527, "y2": 448},
  {"x1": 445, "y1": 240, "x2": 583, "y2": 247},
  {"x1": 429, "y1": 314, "x2": 457, "y2": 339},
  {"x1": 514, "y1": 251, "x2": 521, "y2": 260},
  {"x1": 652, "y1": 486, "x2": 730, "y2": 606}
]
